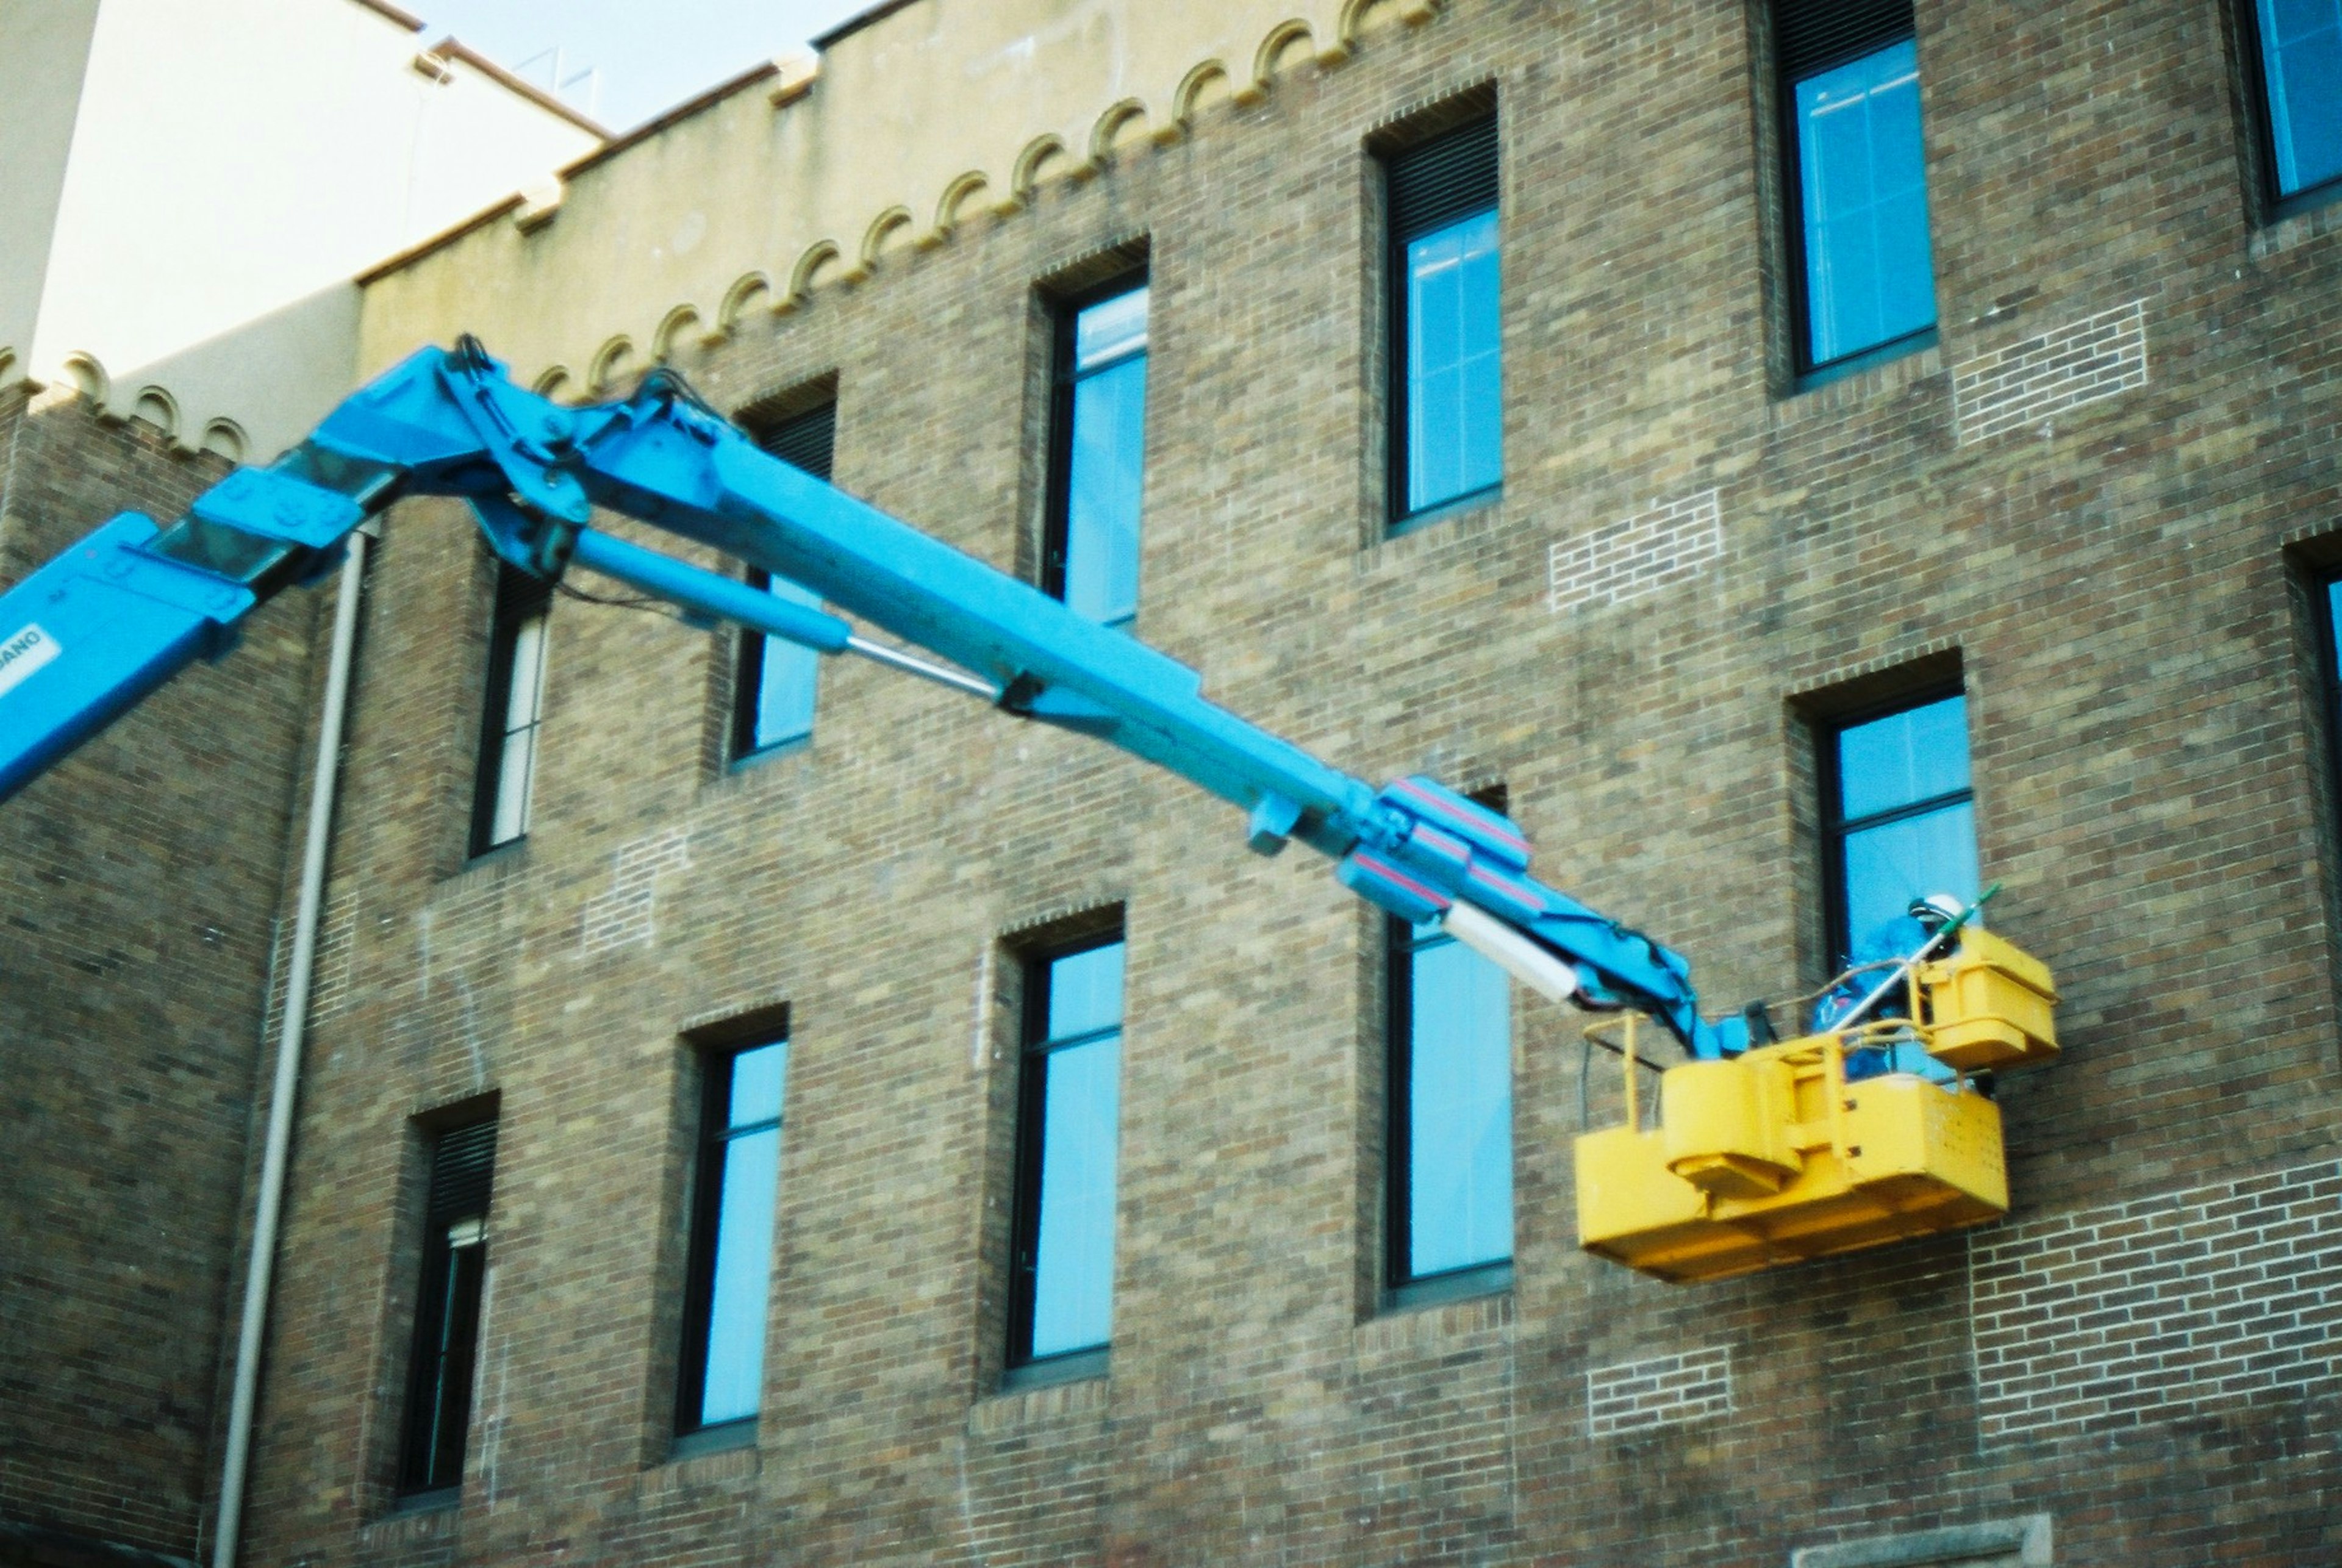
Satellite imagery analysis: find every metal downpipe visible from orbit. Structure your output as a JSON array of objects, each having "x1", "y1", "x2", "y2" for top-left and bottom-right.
[{"x1": 210, "y1": 531, "x2": 368, "y2": 1568}]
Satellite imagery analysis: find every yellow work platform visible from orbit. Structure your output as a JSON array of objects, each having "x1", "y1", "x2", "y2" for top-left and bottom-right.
[{"x1": 1575, "y1": 927, "x2": 2057, "y2": 1284}]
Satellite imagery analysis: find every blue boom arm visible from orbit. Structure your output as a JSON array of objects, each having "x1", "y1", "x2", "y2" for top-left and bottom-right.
[{"x1": 0, "y1": 342, "x2": 1756, "y2": 1058}]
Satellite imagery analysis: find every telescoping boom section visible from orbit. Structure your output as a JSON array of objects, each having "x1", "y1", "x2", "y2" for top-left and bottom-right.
[{"x1": 0, "y1": 340, "x2": 2058, "y2": 1280}]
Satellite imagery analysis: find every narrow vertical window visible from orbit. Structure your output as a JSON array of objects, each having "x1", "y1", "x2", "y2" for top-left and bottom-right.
[
  {"x1": 2317, "y1": 575, "x2": 2342, "y2": 826},
  {"x1": 1006, "y1": 935, "x2": 1123, "y2": 1384},
  {"x1": 470, "y1": 565, "x2": 550, "y2": 855},
  {"x1": 734, "y1": 402, "x2": 836, "y2": 759},
  {"x1": 1044, "y1": 280, "x2": 1150, "y2": 629},
  {"x1": 676, "y1": 1037, "x2": 787, "y2": 1449},
  {"x1": 1387, "y1": 916, "x2": 1513, "y2": 1304},
  {"x1": 1385, "y1": 113, "x2": 1501, "y2": 528},
  {"x1": 398, "y1": 1115, "x2": 498, "y2": 1500},
  {"x1": 2248, "y1": 0, "x2": 2342, "y2": 209},
  {"x1": 1777, "y1": 0, "x2": 1938, "y2": 375},
  {"x1": 1821, "y1": 690, "x2": 1979, "y2": 969}
]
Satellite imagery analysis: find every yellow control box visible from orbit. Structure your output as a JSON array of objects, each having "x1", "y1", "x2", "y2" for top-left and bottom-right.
[
  {"x1": 1574, "y1": 930, "x2": 2054, "y2": 1284},
  {"x1": 1918, "y1": 927, "x2": 2058, "y2": 1072}
]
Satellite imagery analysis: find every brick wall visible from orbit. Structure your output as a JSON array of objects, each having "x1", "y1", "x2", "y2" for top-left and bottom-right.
[
  {"x1": 1971, "y1": 1158, "x2": 2342, "y2": 1445},
  {"x1": 1951, "y1": 299, "x2": 2151, "y2": 445},
  {"x1": 16, "y1": 0, "x2": 2342, "y2": 1564},
  {"x1": 0, "y1": 394, "x2": 318, "y2": 1561}
]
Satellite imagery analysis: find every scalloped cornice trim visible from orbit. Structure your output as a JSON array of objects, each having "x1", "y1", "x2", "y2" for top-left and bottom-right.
[{"x1": 449, "y1": 0, "x2": 1450, "y2": 389}]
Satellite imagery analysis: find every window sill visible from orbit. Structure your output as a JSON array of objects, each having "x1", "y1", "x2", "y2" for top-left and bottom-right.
[
  {"x1": 970, "y1": 1361, "x2": 1111, "y2": 1435},
  {"x1": 1384, "y1": 1259, "x2": 1512, "y2": 1312},
  {"x1": 1000, "y1": 1345, "x2": 1109, "y2": 1392},
  {"x1": 1386, "y1": 482, "x2": 1503, "y2": 540},
  {"x1": 1356, "y1": 487, "x2": 1508, "y2": 580},
  {"x1": 1792, "y1": 327, "x2": 1938, "y2": 394},
  {"x1": 387, "y1": 1485, "x2": 461, "y2": 1516},
  {"x1": 668, "y1": 1418, "x2": 757, "y2": 1461},
  {"x1": 457, "y1": 835, "x2": 531, "y2": 876},
  {"x1": 1766, "y1": 338, "x2": 1944, "y2": 431},
  {"x1": 2270, "y1": 175, "x2": 2342, "y2": 225},
  {"x1": 728, "y1": 736, "x2": 811, "y2": 773},
  {"x1": 2252, "y1": 183, "x2": 2342, "y2": 261},
  {"x1": 1354, "y1": 1280, "x2": 1514, "y2": 1362}
]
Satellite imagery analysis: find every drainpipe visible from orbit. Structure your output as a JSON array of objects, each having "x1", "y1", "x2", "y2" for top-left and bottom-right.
[{"x1": 211, "y1": 527, "x2": 370, "y2": 1568}]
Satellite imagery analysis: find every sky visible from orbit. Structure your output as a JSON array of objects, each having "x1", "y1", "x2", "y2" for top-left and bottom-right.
[{"x1": 410, "y1": 0, "x2": 876, "y2": 130}]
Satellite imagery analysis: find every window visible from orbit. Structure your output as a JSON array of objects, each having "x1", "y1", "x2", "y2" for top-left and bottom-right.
[
  {"x1": 2246, "y1": 0, "x2": 2342, "y2": 210},
  {"x1": 1386, "y1": 915, "x2": 1513, "y2": 1304},
  {"x1": 1005, "y1": 935, "x2": 1123, "y2": 1384},
  {"x1": 675, "y1": 1036, "x2": 787, "y2": 1449},
  {"x1": 1384, "y1": 113, "x2": 1501, "y2": 526},
  {"x1": 733, "y1": 401, "x2": 836, "y2": 759},
  {"x1": 1821, "y1": 689, "x2": 1979, "y2": 969},
  {"x1": 398, "y1": 1115, "x2": 498, "y2": 1499},
  {"x1": 469, "y1": 564, "x2": 551, "y2": 854},
  {"x1": 1044, "y1": 279, "x2": 1150, "y2": 628},
  {"x1": 1776, "y1": 0, "x2": 1938, "y2": 376}
]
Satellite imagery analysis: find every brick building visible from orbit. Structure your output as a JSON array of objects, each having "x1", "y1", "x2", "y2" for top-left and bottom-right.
[
  {"x1": 0, "y1": 2, "x2": 597, "y2": 1562},
  {"x1": 6, "y1": 0, "x2": 2342, "y2": 1565}
]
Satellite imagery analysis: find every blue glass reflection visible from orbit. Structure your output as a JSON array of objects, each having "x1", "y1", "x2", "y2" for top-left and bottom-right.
[
  {"x1": 751, "y1": 576, "x2": 822, "y2": 750},
  {"x1": 1047, "y1": 942, "x2": 1126, "y2": 1040},
  {"x1": 1075, "y1": 287, "x2": 1149, "y2": 369},
  {"x1": 2261, "y1": 0, "x2": 2342, "y2": 196},
  {"x1": 1842, "y1": 802, "x2": 1979, "y2": 964},
  {"x1": 1406, "y1": 931, "x2": 1512, "y2": 1278},
  {"x1": 1030, "y1": 1034, "x2": 1120, "y2": 1357},
  {"x1": 696, "y1": 1041, "x2": 786, "y2": 1426},
  {"x1": 1796, "y1": 40, "x2": 1936, "y2": 367},
  {"x1": 1405, "y1": 209, "x2": 1502, "y2": 514},
  {"x1": 729, "y1": 1039, "x2": 787, "y2": 1129},
  {"x1": 1064, "y1": 288, "x2": 1148, "y2": 629},
  {"x1": 1837, "y1": 695, "x2": 1970, "y2": 822}
]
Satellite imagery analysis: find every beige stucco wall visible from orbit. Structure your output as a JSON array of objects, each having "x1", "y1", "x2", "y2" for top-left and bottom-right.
[
  {"x1": 0, "y1": 0, "x2": 102, "y2": 384},
  {"x1": 18, "y1": 0, "x2": 600, "y2": 457},
  {"x1": 358, "y1": 0, "x2": 1439, "y2": 390}
]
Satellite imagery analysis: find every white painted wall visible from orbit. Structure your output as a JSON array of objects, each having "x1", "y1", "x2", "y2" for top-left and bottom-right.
[
  {"x1": 0, "y1": 0, "x2": 102, "y2": 379},
  {"x1": 19, "y1": 0, "x2": 600, "y2": 455}
]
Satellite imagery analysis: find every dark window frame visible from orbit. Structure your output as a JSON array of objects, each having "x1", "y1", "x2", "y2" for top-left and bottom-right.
[
  {"x1": 1040, "y1": 270, "x2": 1150, "y2": 620},
  {"x1": 467, "y1": 564, "x2": 552, "y2": 858},
  {"x1": 1003, "y1": 929, "x2": 1123, "y2": 1387},
  {"x1": 395, "y1": 1115, "x2": 498, "y2": 1502},
  {"x1": 730, "y1": 401, "x2": 837, "y2": 765},
  {"x1": 1816, "y1": 682, "x2": 1972, "y2": 970},
  {"x1": 1774, "y1": 0, "x2": 1940, "y2": 385},
  {"x1": 1383, "y1": 915, "x2": 1515, "y2": 1309},
  {"x1": 2314, "y1": 571, "x2": 2342, "y2": 830},
  {"x1": 1383, "y1": 112, "x2": 1503, "y2": 532},
  {"x1": 2238, "y1": 0, "x2": 2342, "y2": 220},
  {"x1": 673, "y1": 1034, "x2": 787, "y2": 1450}
]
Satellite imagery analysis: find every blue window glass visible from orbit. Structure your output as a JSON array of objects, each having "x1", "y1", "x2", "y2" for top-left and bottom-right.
[
  {"x1": 1047, "y1": 284, "x2": 1148, "y2": 629},
  {"x1": 1386, "y1": 113, "x2": 1501, "y2": 525},
  {"x1": 734, "y1": 399, "x2": 833, "y2": 760},
  {"x1": 1793, "y1": 38, "x2": 1938, "y2": 370},
  {"x1": 2257, "y1": 0, "x2": 2342, "y2": 201},
  {"x1": 1390, "y1": 918, "x2": 1512, "y2": 1296},
  {"x1": 1009, "y1": 938, "x2": 1123, "y2": 1375},
  {"x1": 678, "y1": 1038, "x2": 787, "y2": 1437},
  {"x1": 736, "y1": 571, "x2": 821, "y2": 756},
  {"x1": 1403, "y1": 210, "x2": 1503, "y2": 517},
  {"x1": 1827, "y1": 693, "x2": 1979, "y2": 968}
]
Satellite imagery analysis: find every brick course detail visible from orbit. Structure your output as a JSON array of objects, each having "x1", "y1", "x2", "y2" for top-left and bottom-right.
[
  {"x1": 1952, "y1": 300, "x2": 2149, "y2": 443},
  {"x1": 1547, "y1": 490, "x2": 1724, "y2": 613},
  {"x1": 1969, "y1": 1158, "x2": 2342, "y2": 1444},
  {"x1": 580, "y1": 827, "x2": 692, "y2": 953},
  {"x1": 1584, "y1": 1344, "x2": 1734, "y2": 1437}
]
